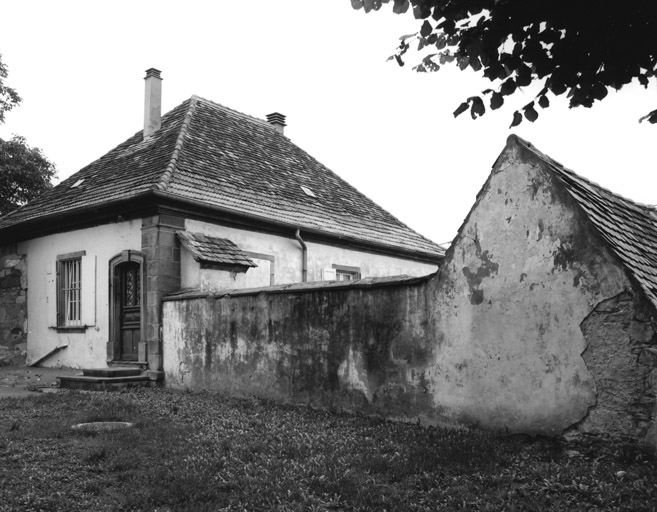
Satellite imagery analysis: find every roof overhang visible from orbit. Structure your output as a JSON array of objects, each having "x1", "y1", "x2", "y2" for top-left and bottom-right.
[{"x1": 0, "y1": 190, "x2": 444, "y2": 264}]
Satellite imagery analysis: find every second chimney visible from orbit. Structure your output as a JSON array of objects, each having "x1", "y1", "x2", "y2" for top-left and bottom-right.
[
  {"x1": 266, "y1": 112, "x2": 286, "y2": 134},
  {"x1": 144, "y1": 68, "x2": 162, "y2": 138}
]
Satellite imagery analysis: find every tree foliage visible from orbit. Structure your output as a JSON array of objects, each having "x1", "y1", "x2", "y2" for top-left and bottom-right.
[
  {"x1": 0, "y1": 54, "x2": 21, "y2": 124},
  {"x1": 0, "y1": 135, "x2": 56, "y2": 216},
  {"x1": 351, "y1": 0, "x2": 657, "y2": 126},
  {"x1": 0, "y1": 54, "x2": 56, "y2": 216}
]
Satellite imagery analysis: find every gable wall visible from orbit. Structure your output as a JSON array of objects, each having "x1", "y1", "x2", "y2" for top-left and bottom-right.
[
  {"x1": 18, "y1": 220, "x2": 141, "y2": 368},
  {"x1": 425, "y1": 141, "x2": 645, "y2": 435},
  {"x1": 163, "y1": 141, "x2": 657, "y2": 446}
]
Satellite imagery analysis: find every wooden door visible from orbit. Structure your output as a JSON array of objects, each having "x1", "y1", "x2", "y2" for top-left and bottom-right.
[{"x1": 118, "y1": 262, "x2": 141, "y2": 360}]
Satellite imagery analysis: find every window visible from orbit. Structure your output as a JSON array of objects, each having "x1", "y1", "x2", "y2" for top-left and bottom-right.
[
  {"x1": 323, "y1": 264, "x2": 361, "y2": 282},
  {"x1": 336, "y1": 269, "x2": 358, "y2": 281},
  {"x1": 57, "y1": 251, "x2": 85, "y2": 327}
]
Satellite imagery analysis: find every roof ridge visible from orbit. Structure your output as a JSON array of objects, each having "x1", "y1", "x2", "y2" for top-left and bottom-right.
[
  {"x1": 154, "y1": 96, "x2": 199, "y2": 192},
  {"x1": 191, "y1": 94, "x2": 275, "y2": 129},
  {"x1": 509, "y1": 134, "x2": 657, "y2": 212}
]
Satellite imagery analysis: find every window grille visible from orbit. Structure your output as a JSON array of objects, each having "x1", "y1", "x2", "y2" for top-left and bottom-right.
[{"x1": 60, "y1": 258, "x2": 82, "y2": 326}]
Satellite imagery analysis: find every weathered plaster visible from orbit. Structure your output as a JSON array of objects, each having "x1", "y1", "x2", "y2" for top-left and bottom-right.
[
  {"x1": 162, "y1": 141, "x2": 656, "y2": 445},
  {"x1": 423, "y1": 145, "x2": 632, "y2": 434}
]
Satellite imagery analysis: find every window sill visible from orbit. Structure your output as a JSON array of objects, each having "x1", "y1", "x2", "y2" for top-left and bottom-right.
[{"x1": 50, "y1": 326, "x2": 90, "y2": 333}]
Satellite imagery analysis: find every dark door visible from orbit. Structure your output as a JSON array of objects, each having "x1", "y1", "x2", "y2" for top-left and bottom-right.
[{"x1": 118, "y1": 262, "x2": 141, "y2": 360}]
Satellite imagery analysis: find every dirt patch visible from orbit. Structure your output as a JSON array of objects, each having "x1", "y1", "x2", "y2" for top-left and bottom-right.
[{"x1": 0, "y1": 365, "x2": 79, "y2": 397}]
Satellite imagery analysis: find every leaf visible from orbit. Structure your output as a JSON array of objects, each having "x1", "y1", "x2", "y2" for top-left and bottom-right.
[
  {"x1": 435, "y1": 35, "x2": 447, "y2": 50},
  {"x1": 638, "y1": 74, "x2": 649, "y2": 87},
  {"x1": 420, "y1": 20, "x2": 433, "y2": 37},
  {"x1": 639, "y1": 108, "x2": 657, "y2": 123},
  {"x1": 392, "y1": 0, "x2": 409, "y2": 14},
  {"x1": 453, "y1": 102, "x2": 469, "y2": 118},
  {"x1": 490, "y1": 92, "x2": 504, "y2": 110},
  {"x1": 351, "y1": 0, "x2": 364, "y2": 9},
  {"x1": 538, "y1": 95, "x2": 550, "y2": 109},
  {"x1": 457, "y1": 56, "x2": 470, "y2": 70},
  {"x1": 510, "y1": 111, "x2": 523, "y2": 128},
  {"x1": 422, "y1": 54, "x2": 440, "y2": 72},
  {"x1": 516, "y1": 64, "x2": 532, "y2": 87},
  {"x1": 470, "y1": 96, "x2": 485, "y2": 119},
  {"x1": 469, "y1": 57, "x2": 482, "y2": 72},
  {"x1": 523, "y1": 102, "x2": 538, "y2": 122},
  {"x1": 394, "y1": 55, "x2": 405, "y2": 67},
  {"x1": 413, "y1": 3, "x2": 431, "y2": 19},
  {"x1": 363, "y1": 0, "x2": 382, "y2": 13},
  {"x1": 500, "y1": 78, "x2": 517, "y2": 96},
  {"x1": 591, "y1": 82, "x2": 607, "y2": 101},
  {"x1": 439, "y1": 52, "x2": 455, "y2": 64}
]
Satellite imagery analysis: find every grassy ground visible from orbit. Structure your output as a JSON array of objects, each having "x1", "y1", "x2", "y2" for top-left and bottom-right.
[{"x1": 0, "y1": 388, "x2": 655, "y2": 511}]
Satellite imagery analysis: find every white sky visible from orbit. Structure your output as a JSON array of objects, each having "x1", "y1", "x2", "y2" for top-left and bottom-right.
[{"x1": 0, "y1": 1, "x2": 655, "y2": 246}]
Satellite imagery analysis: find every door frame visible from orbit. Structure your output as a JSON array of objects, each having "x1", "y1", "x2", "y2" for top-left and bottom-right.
[{"x1": 108, "y1": 250, "x2": 145, "y2": 362}]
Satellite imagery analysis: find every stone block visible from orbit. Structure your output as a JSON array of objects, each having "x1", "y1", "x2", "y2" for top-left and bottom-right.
[
  {"x1": 157, "y1": 230, "x2": 177, "y2": 248},
  {"x1": 630, "y1": 320, "x2": 655, "y2": 344},
  {"x1": 638, "y1": 347, "x2": 657, "y2": 366},
  {"x1": 158, "y1": 260, "x2": 179, "y2": 279},
  {"x1": 159, "y1": 214, "x2": 185, "y2": 229},
  {"x1": 649, "y1": 369, "x2": 657, "y2": 393},
  {"x1": 0, "y1": 274, "x2": 21, "y2": 289},
  {"x1": 148, "y1": 352, "x2": 163, "y2": 372},
  {"x1": 141, "y1": 215, "x2": 159, "y2": 228},
  {"x1": 141, "y1": 229, "x2": 158, "y2": 249}
]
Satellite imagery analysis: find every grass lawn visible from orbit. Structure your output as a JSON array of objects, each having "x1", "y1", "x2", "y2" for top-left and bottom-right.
[{"x1": 1, "y1": 388, "x2": 655, "y2": 511}]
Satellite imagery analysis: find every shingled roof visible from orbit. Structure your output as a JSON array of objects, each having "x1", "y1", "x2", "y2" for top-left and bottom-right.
[
  {"x1": 177, "y1": 231, "x2": 256, "y2": 269},
  {"x1": 0, "y1": 96, "x2": 443, "y2": 261},
  {"x1": 510, "y1": 135, "x2": 657, "y2": 308}
]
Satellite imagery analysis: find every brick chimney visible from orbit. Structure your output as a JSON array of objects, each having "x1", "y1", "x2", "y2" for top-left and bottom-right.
[
  {"x1": 266, "y1": 112, "x2": 286, "y2": 134},
  {"x1": 144, "y1": 68, "x2": 162, "y2": 138}
]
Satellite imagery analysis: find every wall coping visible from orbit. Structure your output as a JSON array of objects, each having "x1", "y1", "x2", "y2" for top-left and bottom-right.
[{"x1": 163, "y1": 274, "x2": 433, "y2": 302}]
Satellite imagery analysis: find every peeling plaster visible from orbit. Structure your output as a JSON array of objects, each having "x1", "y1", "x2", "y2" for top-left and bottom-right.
[{"x1": 162, "y1": 141, "x2": 656, "y2": 446}]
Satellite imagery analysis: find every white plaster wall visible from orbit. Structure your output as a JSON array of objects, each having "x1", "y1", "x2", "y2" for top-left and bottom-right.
[
  {"x1": 18, "y1": 220, "x2": 141, "y2": 368},
  {"x1": 304, "y1": 241, "x2": 437, "y2": 282},
  {"x1": 180, "y1": 247, "x2": 200, "y2": 289},
  {"x1": 185, "y1": 219, "x2": 437, "y2": 290}
]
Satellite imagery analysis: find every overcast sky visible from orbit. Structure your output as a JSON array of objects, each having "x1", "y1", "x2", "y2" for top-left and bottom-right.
[{"x1": 1, "y1": 1, "x2": 655, "y2": 246}]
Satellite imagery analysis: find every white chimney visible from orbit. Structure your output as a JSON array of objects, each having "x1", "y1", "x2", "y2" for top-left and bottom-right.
[
  {"x1": 144, "y1": 68, "x2": 162, "y2": 138},
  {"x1": 266, "y1": 112, "x2": 286, "y2": 134}
]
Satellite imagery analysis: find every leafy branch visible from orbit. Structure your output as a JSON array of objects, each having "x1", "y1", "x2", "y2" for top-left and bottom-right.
[{"x1": 352, "y1": 0, "x2": 657, "y2": 126}]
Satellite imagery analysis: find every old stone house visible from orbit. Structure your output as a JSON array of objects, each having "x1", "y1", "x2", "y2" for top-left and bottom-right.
[
  {"x1": 0, "y1": 69, "x2": 442, "y2": 373},
  {"x1": 164, "y1": 135, "x2": 657, "y2": 446}
]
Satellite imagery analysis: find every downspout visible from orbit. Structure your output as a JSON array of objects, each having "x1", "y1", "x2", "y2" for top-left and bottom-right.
[{"x1": 295, "y1": 228, "x2": 308, "y2": 283}]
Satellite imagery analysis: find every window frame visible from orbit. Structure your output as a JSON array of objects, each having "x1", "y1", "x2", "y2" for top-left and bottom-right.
[
  {"x1": 56, "y1": 251, "x2": 86, "y2": 329},
  {"x1": 332, "y1": 264, "x2": 361, "y2": 282}
]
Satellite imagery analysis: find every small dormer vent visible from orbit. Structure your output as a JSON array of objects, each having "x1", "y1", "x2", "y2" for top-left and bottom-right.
[{"x1": 300, "y1": 186, "x2": 316, "y2": 198}]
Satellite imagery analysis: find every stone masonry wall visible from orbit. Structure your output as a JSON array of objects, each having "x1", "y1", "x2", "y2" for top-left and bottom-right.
[
  {"x1": 572, "y1": 290, "x2": 657, "y2": 442},
  {"x1": 0, "y1": 245, "x2": 27, "y2": 366},
  {"x1": 164, "y1": 277, "x2": 436, "y2": 422}
]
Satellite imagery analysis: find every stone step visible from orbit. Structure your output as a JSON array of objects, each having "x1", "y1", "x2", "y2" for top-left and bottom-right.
[
  {"x1": 82, "y1": 367, "x2": 142, "y2": 378},
  {"x1": 58, "y1": 374, "x2": 150, "y2": 392}
]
